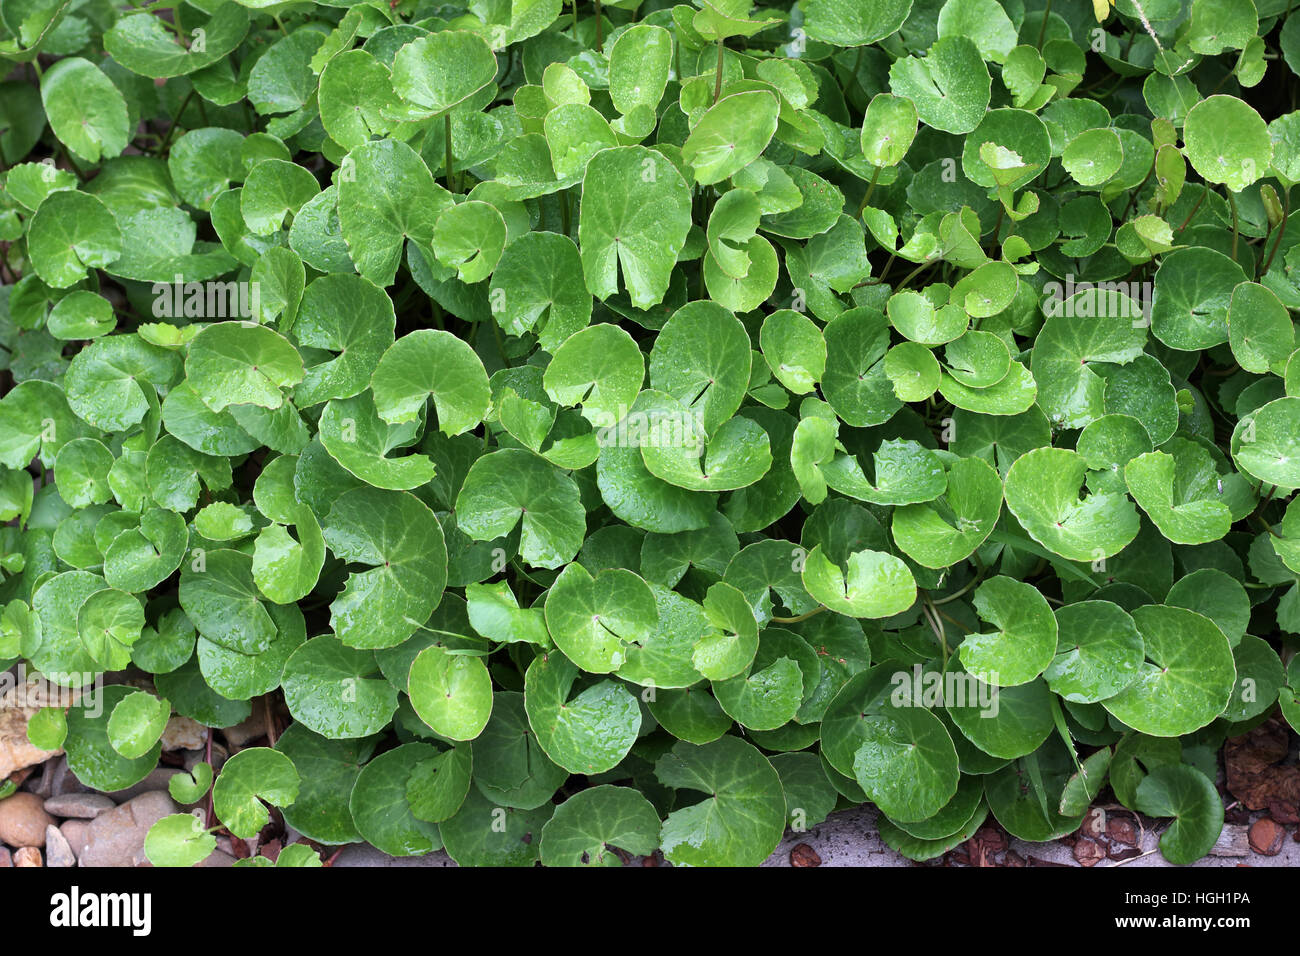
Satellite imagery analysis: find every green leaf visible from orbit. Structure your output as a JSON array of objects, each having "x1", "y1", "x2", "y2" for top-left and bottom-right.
[
  {"x1": 525, "y1": 650, "x2": 640, "y2": 773},
  {"x1": 338, "y1": 139, "x2": 454, "y2": 287},
  {"x1": 539, "y1": 785, "x2": 660, "y2": 866},
  {"x1": 609, "y1": 24, "x2": 673, "y2": 115},
  {"x1": 409, "y1": 643, "x2": 493, "y2": 741},
  {"x1": 212, "y1": 746, "x2": 300, "y2": 839},
  {"x1": 1004, "y1": 446, "x2": 1141, "y2": 561},
  {"x1": 370, "y1": 329, "x2": 491, "y2": 432},
  {"x1": 1135, "y1": 765, "x2": 1225, "y2": 865},
  {"x1": 892, "y1": 456, "x2": 1003, "y2": 568},
  {"x1": 804, "y1": 0, "x2": 913, "y2": 46},
  {"x1": 282, "y1": 635, "x2": 399, "y2": 739},
  {"x1": 391, "y1": 30, "x2": 497, "y2": 117},
  {"x1": 959, "y1": 576, "x2": 1057, "y2": 687},
  {"x1": 655, "y1": 736, "x2": 786, "y2": 867},
  {"x1": 1183, "y1": 94, "x2": 1271, "y2": 192},
  {"x1": 457, "y1": 449, "x2": 585, "y2": 569},
  {"x1": 578, "y1": 146, "x2": 692, "y2": 308},
  {"x1": 1102, "y1": 605, "x2": 1236, "y2": 737},
  {"x1": 240, "y1": 159, "x2": 319, "y2": 235},
  {"x1": 683, "y1": 91, "x2": 779, "y2": 185},
  {"x1": 168, "y1": 762, "x2": 214, "y2": 805},
  {"x1": 889, "y1": 37, "x2": 991, "y2": 135},
  {"x1": 488, "y1": 231, "x2": 592, "y2": 349},
  {"x1": 1232, "y1": 397, "x2": 1300, "y2": 490},
  {"x1": 543, "y1": 322, "x2": 644, "y2": 428},
  {"x1": 801, "y1": 544, "x2": 917, "y2": 619},
  {"x1": 179, "y1": 549, "x2": 277, "y2": 656},
  {"x1": 26, "y1": 706, "x2": 67, "y2": 751},
  {"x1": 1124, "y1": 447, "x2": 1233, "y2": 545},
  {"x1": 1045, "y1": 600, "x2": 1144, "y2": 703},
  {"x1": 349, "y1": 743, "x2": 443, "y2": 856},
  {"x1": 321, "y1": 487, "x2": 447, "y2": 650},
  {"x1": 64, "y1": 684, "x2": 162, "y2": 792},
  {"x1": 186, "y1": 321, "x2": 303, "y2": 412},
  {"x1": 27, "y1": 191, "x2": 122, "y2": 288},
  {"x1": 145, "y1": 814, "x2": 217, "y2": 868},
  {"x1": 40, "y1": 57, "x2": 129, "y2": 162},
  {"x1": 106, "y1": 690, "x2": 169, "y2": 759},
  {"x1": 544, "y1": 562, "x2": 658, "y2": 673}
]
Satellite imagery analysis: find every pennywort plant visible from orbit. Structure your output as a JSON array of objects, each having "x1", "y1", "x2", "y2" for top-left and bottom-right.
[{"x1": 1, "y1": 0, "x2": 1299, "y2": 868}]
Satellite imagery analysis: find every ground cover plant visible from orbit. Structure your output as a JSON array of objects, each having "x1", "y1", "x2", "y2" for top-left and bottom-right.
[{"x1": 2, "y1": 0, "x2": 1300, "y2": 869}]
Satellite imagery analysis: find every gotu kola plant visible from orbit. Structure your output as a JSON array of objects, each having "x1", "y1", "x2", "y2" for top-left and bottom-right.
[{"x1": 1, "y1": 0, "x2": 1299, "y2": 868}]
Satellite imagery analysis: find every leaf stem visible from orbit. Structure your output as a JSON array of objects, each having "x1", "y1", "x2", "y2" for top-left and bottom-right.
[
  {"x1": 1174, "y1": 186, "x2": 1207, "y2": 234},
  {"x1": 1036, "y1": 0, "x2": 1052, "y2": 50},
  {"x1": 1260, "y1": 185, "x2": 1290, "y2": 278},
  {"x1": 445, "y1": 113, "x2": 455, "y2": 193},
  {"x1": 157, "y1": 88, "x2": 195, "y2": 157},
  {"x1": 1227, "y1": 188, "x2": 1239, "y2": 263},
  {"x1": 856, "y1": 166, "x2": 881, "y2": 217},
  {"x1": 771, "y1": 606, "x2": 826, "y2": 624},
  {"x1": 920, "y1": 599, "x2": 949, "y2": 668},
  {"x1": 892, "y1": 258, "x2": 936, "y2": 293},
  {"x1": 713, "y1": 37, "x2": 725, "y2": 104},
  {"x1": 595, "y1": 0, "x2": 603, "y2": 52},
  {"x1": 202, "y1": 725, "x2": 214, "y2": 829}
]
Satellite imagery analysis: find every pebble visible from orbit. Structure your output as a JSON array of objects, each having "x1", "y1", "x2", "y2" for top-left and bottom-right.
[
  {"x1": 0, "y1": 847, "x2": 10, "y2": 867},
  {"x1": 789, "y1": 843, "x2": 822, "y2": 867},
  {"x1": 45, "y1": 824, "x2": 76, "y2": 867},
  {"x1": 60, "y1": 819, "x2": 90, "y2": 857},
  {"x1": 161, "y1": 716, "x2": 208, "y2": 752},
  {"x1": 78, "y1": 791, "x2": 177, "y2": 867},
  {"x1": 1248, "y1": 818, "x2": 1285, "y2": 856},
  {"x1": 13, "y1": 846, "x2": 41, "y2": 867},
  {"x1": 106, "y1": 767, "x2": 182, "y2": 804},
  {"x1": 221, "y1": 713, "x2": 266, "y2": 750},
  {"x1": 44, "y1": 792, "x2": 116, "y2": 820},
  {"x1": 0, "y1": 792, "x2": 55, "y2": 847}
]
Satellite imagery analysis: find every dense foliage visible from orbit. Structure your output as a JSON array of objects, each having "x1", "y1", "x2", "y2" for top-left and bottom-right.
[{"x1": 3, "y1": 0, "x2": 1300, "y2": 867}]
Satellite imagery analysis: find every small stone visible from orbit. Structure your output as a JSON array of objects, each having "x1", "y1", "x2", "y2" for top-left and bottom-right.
[
  {"x1": 194, "y1": 850, "x2": 237, "y2": 868},
  {"x1": 0, "y1": 847, "x2": 11, "y2": 867},
  {"x1": 78, "y1": 791, "x2": 177, "y2": 867},
  {"x1": 161, "y1": 715, "x2": 208, "y2": 752},
  {"x1": 1107, "y1": 816, "x2": 1138, "y2": 846},
  {"x1": 1072, "y1": 836, "x2": 1106, "y2": 867},
  {"x1": 0, "y1": 678, "x2": 75, "y2": 779},
  {"x1": 789, "y1": 843, "x2": 821, "y2": 867},
  {"x1": 106, "y1": 767, "x2": 181, "y2": 804},
  {"x1": 44, "y1": 792, "x2": 116, "y2": 820},
  {"x1": 14, "y1": 846, "x2": 41, "y2": 867},
  {"x1": 183, "y1": 743, "x2": 227, "y2": 773},
  {"x1": 1248, "y1": 818, "x2": 1285, "y2": 856},
  {"x1": 45, "y1": 824, "x2": 75, "y2": 867},
  {"x1": 221, "y1": 713, "x2": 267, "y2": 750},
  {"x1": 47, "y1": 757, "x2": 88, "y2": 797},
  {"x1": 0, "y1": 791, "x2": 55, "y2": 847},
  {"x1": 60, "y1": 819, "x2": 89, "y2": 857}
]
